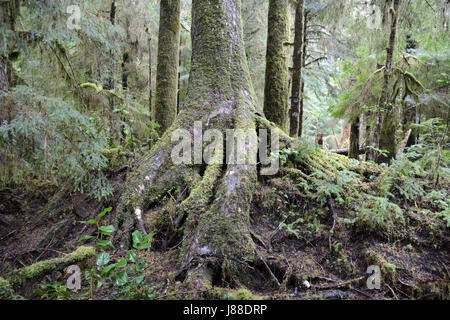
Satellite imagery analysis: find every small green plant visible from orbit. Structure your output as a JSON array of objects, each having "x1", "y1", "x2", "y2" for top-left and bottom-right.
[
  {"x1": 78, "y1": 207, "x2": 156, "y2": 299},
  {"x1": 78, "y1": 207, "x2": 115, "y2": 298},
  {"x1": 355, "y1": 195, "x2": 405, "y2": 238},
  {"x1": 108, "y1": 231, "x2": 156, "y2": 300},
  {"x1": 34, "y1": 282, "x2": 86, "y2": 300}
]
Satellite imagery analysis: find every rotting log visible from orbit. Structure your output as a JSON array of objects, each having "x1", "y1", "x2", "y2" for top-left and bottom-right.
[{"x1": 6, "y1": 246, "x2": 95, "y2": 289}]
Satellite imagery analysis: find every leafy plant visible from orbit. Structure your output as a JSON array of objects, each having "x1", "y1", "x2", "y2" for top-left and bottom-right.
[
  {"x1": 355, "y1": 195, "x2": 405, "y2": 238},
  {"x1": 34, "y1": 282, "x2": 84, "y2": 300},
  {"x1": 77, "y1": 208, "x2": 155, "y2": 300}
]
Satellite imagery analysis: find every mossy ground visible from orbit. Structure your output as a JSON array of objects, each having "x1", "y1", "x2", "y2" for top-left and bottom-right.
[{"x1": 0, "y1": 146, "x2": 448, "y2": 300}]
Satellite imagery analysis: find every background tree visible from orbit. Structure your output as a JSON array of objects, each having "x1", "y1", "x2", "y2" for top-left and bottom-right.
[
  {"x1": 154, "y1": 0, "x2": 181, "y2": 134},
  {"x1": 370, "y1": 0, "x2": 401, "y2": 163},
  {"x1": 264, "y1": 0, "x2": 290, "y2": 131},
  {"x1": 289, "y1": 0, "x2": 305, "y2": 137}
]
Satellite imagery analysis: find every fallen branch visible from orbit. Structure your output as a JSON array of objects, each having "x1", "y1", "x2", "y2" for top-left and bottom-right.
[
  {"x1": 328, "y1": 147, "x2": 367, "y2": 156},
  {"x1": 6, "y1": 246, "x2": 95, "y2": 289},
  {"x1": 255, "y1": 249, "x2": 280, "y2": 289},
  {"x1": 311, "y1": 276, "x2": 365, "y2": 290},
  {"x1": 396, "y1": 129, "x2": 412, "y2": 158},
  {"x1": 327, "y1": 195, "x2": 337, "y2": 252}
]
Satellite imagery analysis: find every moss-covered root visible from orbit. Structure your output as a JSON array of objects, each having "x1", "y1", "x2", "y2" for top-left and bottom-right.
[
  {"x1": 6, "y1": 246, "x2": 95, "y2": 289},
  {"x1": 0, "y1": 277, "x2": 24, "y2": 300}
]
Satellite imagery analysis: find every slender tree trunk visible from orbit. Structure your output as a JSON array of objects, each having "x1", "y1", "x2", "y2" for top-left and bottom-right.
[
  {"x1": 298, "y1": 11, "x2": 308, "y2": 138},
  {"x1": 109, "y1": 0, "x2": 116, "y2": 103},
  {"x1": 289, "y1": 0, "x2": 305, "y2": 137},
  {"x1": 369, "y1": 0, "x2": 400, "y2": 163},
  {"x1": 349, "y1": 117, "x2": 360, "y2": 159},
  {"x1": 121, "y1": 15, "x2": 138, "y2": 144},
  {"x1": 155, "y1": 0, "x2": 181, "y2": 134},
  {"x1": 264, "y1": 0, "x2": 290, "y2": 132},
  {"x1": 108, "y1": 0, "x2": 116, "y2": 145},
  {"x1": 177, "y1": 35, "x2": 182, "y2": 115},
  {"x1": 114, "y1": 0, "x2": 281, "y2": 291},
  {"x1": 0, "y1": 57, "x2": 6, "y2": 93},
  {"x1": 148, "y1": 36, "x2": 152, "y2": 120},
  {"x1": 403, "y1": 103, "x2": 417, "y2": 147}
]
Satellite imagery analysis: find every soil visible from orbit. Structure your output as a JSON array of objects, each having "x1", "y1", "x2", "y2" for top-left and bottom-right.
[{"x1": 0, "y1": 168, "x2": 448, "y2": 300}]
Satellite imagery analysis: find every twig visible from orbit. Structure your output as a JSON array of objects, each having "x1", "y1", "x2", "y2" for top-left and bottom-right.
[
  {"x1": 327, "y1": 195, "x2": 337, "y2": 252},
  {"x1": 351, "y1": 287, "x2": 374, "y2": 299},
  {"x1": 0, "y1": 230, "x2": 16, "y2": 241},
  {"x1": 250, "y1": 230, "x2": 267, "y2": 249},
  {"x1": 255, "y1": 249, "x2": 280, "y2": 288},
  {"x1": 385, "y1": 283, "x2": 399, "y2": 300},
  {"x1": 34, "y1": 231, "x2": 56, "y2": 263},
  {"x1": 311, "y1": 276, "x2": 364, "y2": 290},
  {"x1": 34, "y1": 248, "x2": 68, "y2": 255}
]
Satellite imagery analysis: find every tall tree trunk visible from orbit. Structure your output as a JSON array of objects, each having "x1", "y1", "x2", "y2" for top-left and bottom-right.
[
  {"x1": 298, "y1": 11, "x2": 308, "y2": 138},
  {"x1": 264, "y1": 0, "x2": 290, "y2": 132},
  {"x1": 369, "y1": 0, "x2": 400, "y2": 163},
  {"x1": 349, "y1": 117, "x2": 360, "y2": 159},
  {"x1": 148, "y1": 35, "x2": 152, "y2": 120},
  {"x1": 154, "y1": 0, "x2": 181, "y2": 134},
  {"x1": 177, "y1": 35, "x2": 182, "y2": 115},
  {"x1": 108, "y1": 0, "x2": 116, "y2": 145},
  {"x1": 113, "y1": 0, "x2": 283, "y2": 291},
  {"x1": 402, "y1": 102, "x2": 417, "y2": 147},
  {"x1": 289, "y1": 0, "x2": 305, "y2": 137},
  {"x1": 0, "y1": 57, "x2": 6, "y2": 94}
]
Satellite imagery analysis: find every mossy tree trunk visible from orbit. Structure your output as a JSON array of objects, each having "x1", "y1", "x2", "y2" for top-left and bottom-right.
[
  {"x1": 113, "y1": 0, "x2": 289, "y2": 290},
  {"x1": 369, "y1": 0, "x2": 400, "y2": 163},
  {"x1": 298, "y1": 10, "x2": 309, "y2": 138},
  {"x1": 154, "y1": 0, "x2": 181, "y2": 134},
  {"x1": 148, "y1": 35, "x2": 153, "y2": 120},
  {"x1": 0, "y1": 57, "x2": 6, "y2": 93},
  {"x1": 289, "y1": 0, "x2": 305, "y2": 138},
  {"x1": 108, "y1": 0, "x2": 117, "y2": 145},
  {"x1": 264, "y1": 0, "x2": 290, "y2": 132}
]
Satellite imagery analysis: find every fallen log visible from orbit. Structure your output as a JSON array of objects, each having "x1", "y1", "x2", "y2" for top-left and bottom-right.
[
  {"x1": 328, "y1": 147, "x2": 367, "y2": 156},
  {"x1": 5, "y1": 246, "x2": 95, "y2": 289}
]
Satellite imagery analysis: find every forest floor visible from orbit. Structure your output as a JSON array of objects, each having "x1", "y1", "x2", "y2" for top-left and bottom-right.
[{"x1": 0, "y1": 156, "x2": 449, "y2": 300}]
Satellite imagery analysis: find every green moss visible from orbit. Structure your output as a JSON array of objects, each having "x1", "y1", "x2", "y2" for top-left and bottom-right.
[
  {"x1": 7, "y1": 246, "x2": 94, "y2": 288},
  {"x1": 210, "y1": 287, "x2": 264, "y2": 300},
  {"x1": 155, "y1": 0, "x2": 181, "y2": 133},
  {"x1": 0, "y1": 276, "x2": 23, "y2": 300},
  {"x1": 364, "y1": 249, "x2": 396, "y2": 283},
  {"x1": 264, "y1": 0, "x2": 290, "y2": 131}
]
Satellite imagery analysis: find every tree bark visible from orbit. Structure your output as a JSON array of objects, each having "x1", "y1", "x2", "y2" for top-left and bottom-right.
[
  {"x1": 264, "y1": 0, "x2": 290, "y2": 132},
  {"x1": 298, "y1": 11, "x2": 309, "y2": 138},
  {"x1": 0, "y1": 57, "x2": 6, "y2": 93},
  {"x1": 154, "y1": 0, "x2": 181, "y2": 134},
  {"x1": 108, "y1": 0, "x2": 117, "y2": 145},
  {"x1": 114, "y1": 0, "x2": 275, "y2": 289},
  {"x1": 369, "y1": 0, "x2": 400, "y2": 163},
  {"x1": 148, "y1": 35, "x2": 153, "y2": 120},
  {"x1": 289, "y1": 0, "x2": 305, "y2": 137},
  {"x1": 349, "y1": 117, "x2": 360, "y2": 159}
]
